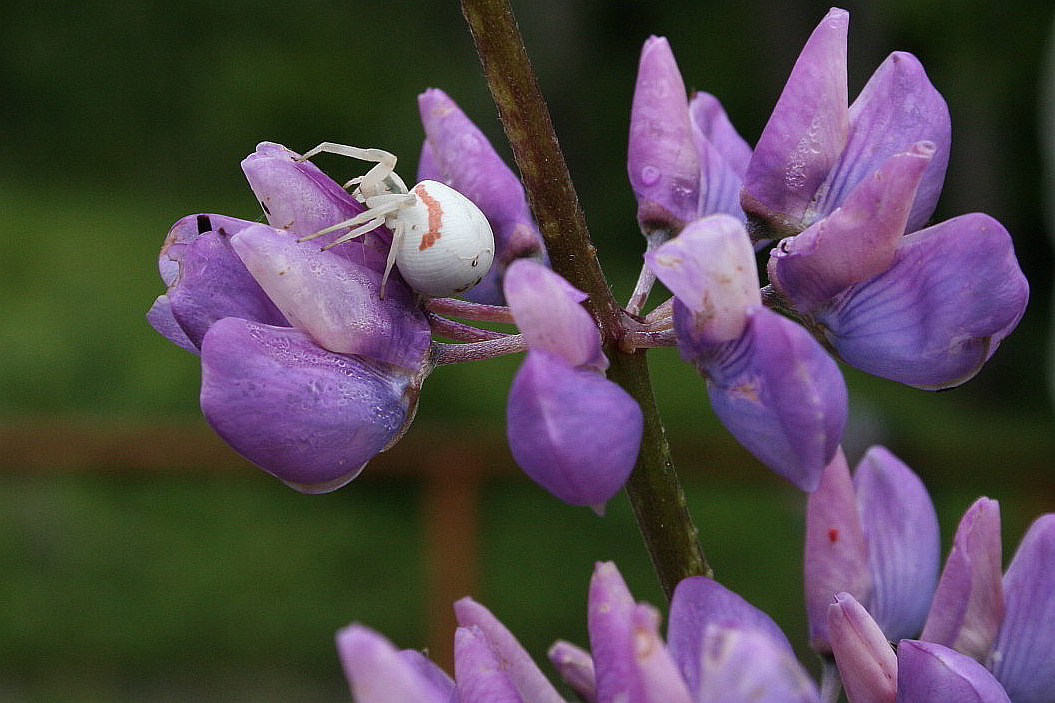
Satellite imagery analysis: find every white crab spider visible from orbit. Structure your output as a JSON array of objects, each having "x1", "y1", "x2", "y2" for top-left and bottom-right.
[{"x1": 296, "y1": 142, "x2": 495, "y2": 298}]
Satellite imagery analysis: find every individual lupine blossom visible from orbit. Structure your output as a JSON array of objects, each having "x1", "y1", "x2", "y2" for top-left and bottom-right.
[
  {"x1": 417, "y1": 87, "x2": 547, "y2": 305},
  {"x1": 147, "y1": 114, "x2": 542, "y2": 492},
  {"x1": 807, "y1": 448, "x2": 1055, "y2": 701},
  {"x1": 503, "y1": 259, "x2": 643, "y2": 513},
  {"x1": 744, "y1": 7, "x2": 1028, "y2": 389},
  {"x1": 646, "y1": 214, "x2": 847, "y2": 491},
  {"x1": 336, "y1": 561, "x2": 824, "y2": 703}
]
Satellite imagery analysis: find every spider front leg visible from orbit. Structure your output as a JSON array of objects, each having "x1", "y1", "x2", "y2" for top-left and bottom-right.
[
  {"x1": 379, "y1": 218, "x2": 405, "y2": 299},
  {"x1": 297, "y1": 143, "x2": 400, "y2": 197},
  {"x1": 298, "y1": 193, "x2": 415, "y2": 247}
]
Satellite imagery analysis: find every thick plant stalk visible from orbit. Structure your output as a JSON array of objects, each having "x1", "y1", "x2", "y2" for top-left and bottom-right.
[{"x1": 460, "y1": 0, "x2": 712, "y2": 597}]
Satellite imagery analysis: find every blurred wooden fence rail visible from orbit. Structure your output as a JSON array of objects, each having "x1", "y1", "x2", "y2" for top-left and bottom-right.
[{"x1": 3, "y1": 417, "x2": 1054, "y2": 671}]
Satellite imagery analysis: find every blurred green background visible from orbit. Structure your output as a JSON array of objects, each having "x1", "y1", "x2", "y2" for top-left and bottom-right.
[{"x1": 2, "y1": 0, "x2": 1054, "y2": 700}]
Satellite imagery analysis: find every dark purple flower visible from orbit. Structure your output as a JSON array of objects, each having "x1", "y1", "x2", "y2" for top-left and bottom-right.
[
  {"x1": 647, "y1": 214, "x2": 847, "y2": 491},
  {"x1": 629, "y1": 36, "x2": 751, "y2": 238},
  {"x1": 503, "y1": 260, "x2": 642, "y2": 512},
  {"x1": 745, "y1": 8, "x2": 1027, "y2": 390},
  {"x1": 805, "y1": 446, "x2": 940, "y2": 652},
  {"x1": 148, "y1": 143, "x2": 431, "y2": 492},
  {"x1": 418, "y1": 88, "x2": 547, "y2": 305}
]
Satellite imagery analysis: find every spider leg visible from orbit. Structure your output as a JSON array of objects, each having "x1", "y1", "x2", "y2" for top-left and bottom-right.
[
  {"x1": 379, "y1": 220, "x2": 404, "y2": 299},
  {"x1": 321, "y1": 217, "x2": 387, "y2": 249},
  {"x1": 297, "y1": 143, "x2": 398, "y2": 198},
  {"x1": 298, "y1": 194, "x2": 414, "y2": 244}
]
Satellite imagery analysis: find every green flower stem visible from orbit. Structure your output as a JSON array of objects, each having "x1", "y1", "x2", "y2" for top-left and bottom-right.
[{"x1": 460, "y1": 0, "x2": 711, "y2": 598}]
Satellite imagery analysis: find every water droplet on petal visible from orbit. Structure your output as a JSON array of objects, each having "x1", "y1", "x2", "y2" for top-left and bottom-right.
[{"x1": 640, "y1": 165, "x2": 661, "y2": 186}]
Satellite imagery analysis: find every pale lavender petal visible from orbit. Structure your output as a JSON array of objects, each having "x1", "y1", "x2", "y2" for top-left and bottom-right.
[
  {"x1": 336, "y1": 624, "x2": 451, "y2": 703},
  {"x1": 668, "y1": 575, "x2": 794, "y2": 695},
  {"x1": 453, "y1": 598, "x2": 566, "y2": 703},
  {"x1": 147, "y1": 295, "x2": 199, "y2": 353},
  {"x1": 989, "y1": 514, "x2": 1055, "y2": 703},
  {"x1": 768, "y1": 144, "x2": 933, "y2": 312},
  {"x1": 897, "y1": 640, "x2": 1012, "y2": 703},
  {"x1": 855, "y1": 446, "x2": 940, "y2": 641},
  {"x1": 696, "y1": 625, "x2": 822, "y2": 703},
  {"x1": 397, "y1": 650, "x2": 457, "y2": 701},
  {"x1": 828, "y1": 593, "x2": 898, "y2": 703},
  {"x1": 691, "y1": 116, "x2": 747, "y2": 221},
  {"x1": 688, "y1": 91, "x2": 752, "y2": 178},
  {"x1": 805, "y1": 449, "x2": 871, "y2": 653},
  {"x1": 199, "y1": 318, "x2": 417, "y2": 493},
  {"x1": 816, "y1": 213, "x2": 1029, "y2": 389},
  {"x1": 165, "y1": 226, "x2": 288, "y2": 349},
  {"x1": 742, "y1": 8, "x2": 850, "y2": 234},
  {"x1": 506, "y1": 351, "x2": 642, "y2": 510},
  {"x1": 694, "y1": 306, "x2": 847, "y2": 491},
  {"x1": 454, "y1": 626, "x2": 525, "y2": 703},
  {"x1": 819, "y1": 52, "x2": 951, "y2": 231},
  {"x1": 647, "y1": 214, "x2": 761, "y2": 344},
  {"x1": 548, "y1": 640, "x2": 597, "y2": 703},
  {"x1": 229, "y1": 224, "x2": 430, "y2": 371},
  {"x1": 921, "y1": 498, "x2": 1003, "y2": 661},
  {"x1": 588, "y1": 561, "x2": 641, "y2": 703},
  {"x1": 631, "y1": 603, "x2": 694, "y2": 703},
  {"x1": 503, "y1": 259, "x2": 607, "y2": 371},
  {"x1": 629, "y1": 36, "x2": 700, "y2": 232}
]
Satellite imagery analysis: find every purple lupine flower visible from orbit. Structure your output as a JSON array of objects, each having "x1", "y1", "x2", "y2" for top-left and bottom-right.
[
  {"x1": 503, "y1": 260, "x2": 642, "y2": 512},
  {"x1": 629, "y1": 36, "x2": 752, "y2": 239},
  {"x1": 745, "y1": 7, "x2": 1028, "y2": 390},
  {"x1": 805, "y1": 446, "x2": 940, "y2": 652},
  {"x1": 828, "y1": 593, "x2": 1013, "y2": 703},
  {"x1": 148, "y1": 142, "x2": 432, "y2": 492},
  {"x1": 646, "y1": 214, "x2": 847, "y2": 491},
  {"x1": 921, "y1": 510, "x2": 1055, "y2": 703},
  {"x1": 418, "y1": 88, "x2": 547, "y2": 305}
]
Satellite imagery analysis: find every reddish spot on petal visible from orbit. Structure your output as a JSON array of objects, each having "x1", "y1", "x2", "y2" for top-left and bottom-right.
[
  {"x1": 415, "y1": 184, "x2": 444, "y2": 250},
  {"x1": 828, "y1": 527, "x2": 839, "y2": 543}
]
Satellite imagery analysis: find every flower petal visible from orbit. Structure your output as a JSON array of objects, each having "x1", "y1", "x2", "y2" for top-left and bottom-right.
[
  {"x1": 821, "y1": 52, "x2": 950, "y2": 231},
  {"x1": 989, "y1": 514, "x2": 1055, "y2": 703},
  {"x1": 629, "y1": 36, "x2": 700, "y2": 234},
  {"x1": 920, "y1": 498, "x2": 1004, "y2": 661},
  {"x1": 696, "y1": 625, "x2": 822, "y2": 703},
  {"x1": 453, "y1": 597, "x2": 566, "y2": 703},
  {"x1": 454, "y1": 627, "x2": 527, "y2": 703},
  {"x1": 855, "y1": 446, "x2": 940, "y2": 641},
  {"x1": 667, "y1": 575, "x2": 794, "y2": 695},
  {"x1": 336, "y1": 624, "x2": 451, "y2": 703},
  {"x1": 630, "y1": 603, "x2": 694, "y2": 703},
  {"x1": 547, "y1": 640, "x2": 597, "y2": 703},
  {"x1": 816, "y1": 213, "x2": 1029, "y2": 389},
  {"x1": 768, "y1": 143, "x2": 933, "y2": 312},
  {"x1": 647, "y1": 214, "x2": 761, "y2": 344},
  {"x1": 503, "y1": 259, "x2": 607, "y2": 371},
  {"x1": 688, "y1": 91, "x2": 752, "y2": 179},
  {"x1": 805, "y1": 449, "x2": 871, "y2": 652},
  {"x1": 588, "y1": 562, "x2": 641, "y2": 703},
  {"x1": 694, "y1": 306, "x2": 847, "y2": 491},
  {"x1": 199, "y1": 318, "x2": 418, "y2": 493},
  {"x1": 897, "y1": 640, "x2": 1012, "y2": 703},
  {"x1": 147, "y1": 295, "x2": 199, "y2": 353},
  {"x1": 828, "y1": 593, "x2": 898, "y2": 703},
  {"x1": 229, "y1": 223, "x2": 431, "y2": 371},
  {"x1": 506, "y1": 351, "x2": 641, "y2": 510},
  {"x1": 742, "y1": 7, "x2": 850, "y2": 235}
]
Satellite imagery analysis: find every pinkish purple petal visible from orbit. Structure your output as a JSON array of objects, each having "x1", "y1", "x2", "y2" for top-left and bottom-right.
[
  {"x1": 548, "y1": 640, "x2": 597, "y2": 703},
  {"x1": 667, "y1": 575, "x2": 794, "y2": 695},
  {"x1": 816, "y1": 213, "x2": 1029, "y2": 389},
  {"x1": 695, "y1": 625, "x2": 822, "y2": 703},
  {"x1": 742, "y1": 8, "x2": 850, "y2": 235},
  {"x1": 820, "y1": 52, "x2": 950, "y2": 232},
  {"x1": 854, "y1": 446, "x2": 940, "y2": 641},
  {"x1": 629, "y1": 36, "x2": 700, "y2": 233},
  {"x1": 147, "y1": 295, "x2": 198, "y2": 353},
  {"x1": 688, "y1": 91, "x2": 752, "y2": 178},
  {"x1": 921, "y1": 498, "x2": 1004, "y2": 661},
  {"x1": 828, "y1": 593, "x2": 898, "y2": 703},
  {"x1": 199, "y1": 318, "x2": 418, "y2": 493},
  {"x1": 454, "y1": 626, "x2": 525, "y2": 703},
  {"x1": 989, "y1": 514, "x2": 1055, "y2": 703},
  {"x1": 503, "y1": 259, "x2": 607, "y2": 371},
  {"x1": 768, "y1": 143, "x2": 934, "y2": 312},
  {"x1": 336, "y1": 624, "x2": 452, "y2": 703},
  {"x1": 397, "y1": 649, "x2": 456, "y2": 700},
  {"x1": 647, "y1": 214, "x2": 761, "y2": 344},
  {"x1": 229, "y1": 224, "x2": 430, "y2": 371},
  {"x1": 630, "y1": 604, "x2": 694, "y2": 703},
  {"x1": 897, "y1": 640, "x2": 1012, "y2": 703},
  {"x1": 692, "y1": 306, "x2": 847, "y2": 491},
  {"x1": 805, "y1": 449, "x2": 872, "y2": 652},
  {"x1": 452, "y1": 598, "x2": 566, "y2": 703},
  {"x1": 506, "y1": 351, "x2": 642, "y2": 510},
  {"x1": 588, "y1": 562, "x2": 641, "y2": 703}
]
